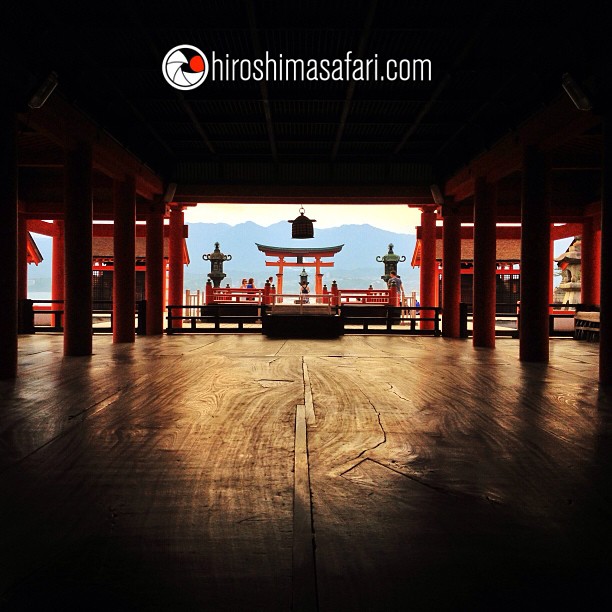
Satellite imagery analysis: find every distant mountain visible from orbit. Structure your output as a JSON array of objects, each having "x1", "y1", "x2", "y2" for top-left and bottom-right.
[
  {"x1": 187, "y1": 222, "x2": 418, "y2": 292},
  {"x1": 28, "y1": 222, "x2": 420, "y2": 295}
]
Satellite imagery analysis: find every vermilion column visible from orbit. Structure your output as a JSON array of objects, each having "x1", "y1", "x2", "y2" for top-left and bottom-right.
[
  {"x1": 64, "y1": 142, "x2": 93, "y2": 356},
  {"x1": 315, "y1": 258, "x2": 323, "y2": 296},
  {"x1": 113, "y1": 176, "x2": 136, "y2": 343},
  {"x1": 442, "y1": 201, "x2": 461, "y2": 338},
  {"x1": 520, "y1": 146, "x2": 550, "y2": 363},
  {"x1": 581, "y1": 217, "x2": 600, "y2": 307},
  {"x1": 0, "y1": 109, "x2": 18, "y2": 378},
  {"x1": 168, "y1": 205, "x2": 184, "y2": 328},
  {"x1": 146, "y1": 210, "x2": 165, "y2": 335},
  {"x1": 600, "y1": 116, "x2": 612, "y2": 385},
  {"x1": 420, "y1": 207, "x2": 437, "y2": 330},
  {"x1": 18, "y1": 214, "x2": 28, "y2": 300},
  {"x1": 594, "y1": 229, "x2": 601, "y2": 306},
  {"x1": 472, "y1": 178, "x2": 497, "y2": 348},
  {"x1": 52, "y1": 220, "x2": 65, "y2": 302}
]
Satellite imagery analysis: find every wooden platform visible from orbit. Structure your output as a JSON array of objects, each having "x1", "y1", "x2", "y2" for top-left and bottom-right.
[{"x1": 1, "y1": 335, "x2": 611, "y2": 610}]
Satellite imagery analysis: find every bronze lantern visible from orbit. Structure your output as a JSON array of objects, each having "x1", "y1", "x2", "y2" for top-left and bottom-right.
[
  {"x1": 202, "y1": 242, "x2": 232, "y2": 288},
  {"x1": 288, "y1": 207, "x2": 316, "y2": 239},
  {"x1": 376, "y1": 243, "x2": 406, "y2": 283}
]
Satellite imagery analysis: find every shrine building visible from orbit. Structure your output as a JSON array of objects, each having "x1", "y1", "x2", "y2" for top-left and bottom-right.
[{"x1": 1, "y1": 3, "x2": 611, "y2": 610}]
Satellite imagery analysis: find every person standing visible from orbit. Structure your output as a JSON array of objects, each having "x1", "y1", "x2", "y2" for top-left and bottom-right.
[
  {"x1": 299, "y1": 281, "x2": 310, "y2": 304},
  {"x1": 387, "y1": 270, "x2": 403, "y2": 306},
  {"x1": 246, "y1": 278, "x2": 256, "y2": 301}
]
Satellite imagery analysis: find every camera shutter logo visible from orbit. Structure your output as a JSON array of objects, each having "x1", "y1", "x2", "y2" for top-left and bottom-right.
[{"x1": 162, "y1": 45, "x2": 208, "y2": 90}]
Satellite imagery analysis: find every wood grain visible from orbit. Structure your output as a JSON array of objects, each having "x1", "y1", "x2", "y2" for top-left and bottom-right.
[{"x1": 1, "y1": 334, "x2": 610, "y2": 610}]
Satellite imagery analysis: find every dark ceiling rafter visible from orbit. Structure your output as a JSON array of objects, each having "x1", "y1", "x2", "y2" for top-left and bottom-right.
[
  {"x1": 128, "y1": 5, "x2": 216, "y2": 156},
  {"x1": 246, "y1": 0, "x2": 278, "y2": 162},
  {"x1": 392, "y1": 1, "x2": 504, "y2": 156},
  {"x1": 331, "y1": 0, "x2": 378, "y2": 161},
  {"x1": 177, "y1": 94, "x2": 217, "y2": 155},
  {"x1": 436, "y1": 73, "x2": 518, "y2": 159},
  {"x1": 16, "y1": 6, "x2": 177, "y2": 167}
]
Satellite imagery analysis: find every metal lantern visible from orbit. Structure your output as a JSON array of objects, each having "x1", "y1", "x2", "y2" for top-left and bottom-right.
[
  {"x1": 202, "y1": 242, "x2": 232, "y2": 288},
  {"x1": 288, "y1": 206, "x2": 316, "y2": 239},
  {"x1": 299, "y1": 268, "x2": 309, "y2": 285},
  {"x1": 376, "y1": 243, "x2": 406, "y2": 283}
]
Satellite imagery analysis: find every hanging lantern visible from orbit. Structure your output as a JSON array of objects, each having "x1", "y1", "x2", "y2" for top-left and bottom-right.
[{"x1": 288, "y1": 206, "x2": 316, "y2": 239}]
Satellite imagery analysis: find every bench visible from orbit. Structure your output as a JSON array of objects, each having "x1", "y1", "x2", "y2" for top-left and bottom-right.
[{"x1": 574, "y1": 311, "x2": 600, "y2": 341}]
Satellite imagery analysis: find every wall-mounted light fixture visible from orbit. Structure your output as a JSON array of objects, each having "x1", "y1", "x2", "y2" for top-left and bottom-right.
[
  {"x1": 430, "y1": 184, "x2": 444, "y2": 205},
  {"x1": 562, "y1": 73, "x2": 592, "y2": 111},
  {"x1": 163, "y1": 182, "x2": 177, "y2": 203},
  {"x1": 27, "y1": 71, "x2": 59, "y2": 109}
]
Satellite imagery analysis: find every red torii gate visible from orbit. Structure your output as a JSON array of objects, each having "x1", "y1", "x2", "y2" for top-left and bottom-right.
[{"x1": 255, "y1": 243, "x2": 344, "y2": 296}]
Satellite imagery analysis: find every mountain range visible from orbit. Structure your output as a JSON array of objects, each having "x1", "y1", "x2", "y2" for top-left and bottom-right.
[
  {"x1": 27, "y1": 222, "x2": 419, "y2": 295},
  {"x1": 184, "y1": 221, "x2": 418, "y2": 292}
]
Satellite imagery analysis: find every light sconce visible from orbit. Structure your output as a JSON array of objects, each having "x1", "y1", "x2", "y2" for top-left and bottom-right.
[
  {"x1": 562, "y1": 73, "x2": 592, "y2": 111},
  {"x1": 27, "y1": 71, "x2": 59, "y2": 109}
]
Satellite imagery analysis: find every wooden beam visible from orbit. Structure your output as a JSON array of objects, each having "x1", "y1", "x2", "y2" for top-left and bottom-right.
[
  {"x1": 445, "y1": 95, "x2": 601, "y2": 201},
  {"x1": 246, "y1": 0, "x2": 278, "y2": 162},
  {"x1": 18, "y1": 93, "x2": 163, "y2": 199},
  {"x1": 177, "y1": 184, "x2": 432, "y2": 204},
  {"x1": 331, "y1": 0, "x2": 378, "y2": 160}
]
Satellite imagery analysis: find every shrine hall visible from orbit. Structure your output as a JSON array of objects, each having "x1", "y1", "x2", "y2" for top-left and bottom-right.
[{"x1": 1, "y1": 3, "x2": 612, "y2": 611}]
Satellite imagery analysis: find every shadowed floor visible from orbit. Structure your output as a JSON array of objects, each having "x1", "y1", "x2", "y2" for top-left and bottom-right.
[{"x1": 1, "y1": 335, "x2": 610, "y2": 611}]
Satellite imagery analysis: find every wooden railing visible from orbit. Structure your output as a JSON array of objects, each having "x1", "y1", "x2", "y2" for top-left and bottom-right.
[
  {"x1": 19, "y1": 299, "x2": 147, "y2": 335},
  {"x1": 459, "y1": 302, "x2": 581, "y2": 339},
  {"x1": 166, "y1": 302, "x2": 264, "y2": 334},
  {"x1": 341, "y1": 304, "x2": 441, "y2": 335}
]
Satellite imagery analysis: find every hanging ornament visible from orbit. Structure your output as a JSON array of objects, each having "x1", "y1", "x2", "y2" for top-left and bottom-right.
[{"x1": 288, "y1": 206, "x2": 316, "y2": 239}]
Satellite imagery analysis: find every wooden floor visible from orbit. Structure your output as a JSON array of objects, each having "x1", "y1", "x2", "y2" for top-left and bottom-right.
[{"x1": 1, "y1": 335, "x2": 611, "y2": 611}]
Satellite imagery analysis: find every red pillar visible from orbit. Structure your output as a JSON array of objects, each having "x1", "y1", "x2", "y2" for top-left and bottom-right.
[
  {"x1": 549, "y1": 240, "x2": 555, "y2": 304},
  {"x1": 0, "y1": 109, "x2": 18, "y2": 378},
  {"x1": 442, "y1": 201, "x2": 461, "y2": 338},
  {"x1": 18, "y1": 214, "x2": 28, "y2": 300},
  {"x1": 472, "y1": 178, "x2": 497, "y2": 348},
  {"x1": 581, "y1": 216, "x2": 600, "y2": 307},
  {"x1": 64, "y1": 142, "x2": 93, "y2": 356},
  {"x1": 52, "y1": 220, "x2": 65, "y2": 302},
  {"x1": 168, "y1": 205, "x2": 185, "y2": 328},
  {"x1": 113, "y1": 176, "x2": 136, "y2": 343},
  {"x1": 600, "y1": 115, "x2": 612, "y2": 385},
  {"x1": 594, "y1": 229, "x2": 601, "y2": 306},
  {"x1": 520, "y1": 146, "x2": 550, "y2": 363},
  {"x1": 145, "y1": 209, "x2": 165, "y2": 335},
  {"x1": 420, "y1": 207, "x2": 437, "y2": 330}
]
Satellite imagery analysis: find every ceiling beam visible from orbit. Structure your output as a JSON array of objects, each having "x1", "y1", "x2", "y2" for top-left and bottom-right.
[
  {"x1": 444, "y1": 95, "x2": 601, "y2": 201},
  {"x1": 177, "y1": 95, "x2": 216, "y2": 155},
  {"x1": 393, "y1": 3, "x2": 501, "y2": 156},
  {"x1": 331, "y1": 0, "x2": 378, "y2": 161},
  {"x1": 175, "y1": 183, "x2": 432, "y2": 204},
  {"x1": 247, "y1": 0, "x2": 278, "y2": 162},
  {"x1": 18, "y1": 93, "x2": 163, "y2": 199}
]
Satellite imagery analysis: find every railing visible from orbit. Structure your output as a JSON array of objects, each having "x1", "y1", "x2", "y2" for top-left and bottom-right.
[
  {"x1": 341, "y1": 304, "x2": 441, "y2": 335},
  {"x1": 166, "y1": 302, "x2": 264, "y2": 334},
  {"x1": 19, "y1": 299, "x2": 147, "y2": 335},
  {"x1": 337, "y1": 289, "x2": 390, "y2": 304},
  {"x1": 211, "y1": 287, "x2": 265, "y2": 304},
  {"x1": 459, "y1": 302, "x2": 579, "y2": 339}
]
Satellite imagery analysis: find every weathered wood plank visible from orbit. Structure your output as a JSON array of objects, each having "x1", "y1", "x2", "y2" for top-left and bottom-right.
[{"x1": 1, "y1": 334, "x2": 610, "y2": 611}]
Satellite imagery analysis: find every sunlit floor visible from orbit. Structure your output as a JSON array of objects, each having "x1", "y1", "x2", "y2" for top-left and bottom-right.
[{"x1": 1, "y1": 334, "x2": 610, "y2": 611}]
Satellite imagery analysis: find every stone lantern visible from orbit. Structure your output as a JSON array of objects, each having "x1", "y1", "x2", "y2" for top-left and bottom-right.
[
  {"x1": 376, "y1": 243, "x2": 406, "y2": 283},
  {"x1": 202, "y1": 242, "x2": 232, "y2": 288}
]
